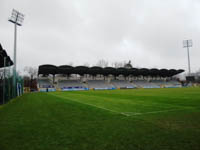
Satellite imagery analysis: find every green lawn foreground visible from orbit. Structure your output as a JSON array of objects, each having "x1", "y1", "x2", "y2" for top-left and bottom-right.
[{"x1": 0, "y1": 88, "x2": 200, "y2": 150}]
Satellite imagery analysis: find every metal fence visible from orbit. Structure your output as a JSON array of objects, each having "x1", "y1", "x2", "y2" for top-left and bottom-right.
[{"x1": 0, "y1": 66, "x2": 23, "y2": 105}]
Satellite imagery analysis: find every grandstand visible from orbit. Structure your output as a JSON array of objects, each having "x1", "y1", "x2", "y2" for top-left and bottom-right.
[
  {"x1": 150, "y1": 80, "x2": 166, "y2": 86},
  {"x1": 132, "y1": 80, "x2": 149, "y2": 88},
  {"x1": 37, "y1": 64, "x2": 184, "y2": 91},
  {"x1": 164, "y1": 80, "x2": 182, "y2": 88},
  {"x1": 57, "y1": 79, "x2": 86, "y2": 90},
  {"x1": 111, "y1": 80, "x2": 135, "y2": 89},
  {"x1": 87, "y1": 80, "x2": 114, "y2": 90},
  {"x1": 38, "y1": 78, "x2": 54, "y2": 88}
]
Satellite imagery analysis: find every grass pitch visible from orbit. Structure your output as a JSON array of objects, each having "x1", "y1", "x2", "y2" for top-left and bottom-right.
[{"x1": 0, "y1": 88, "x2": 200, "y2": 150}]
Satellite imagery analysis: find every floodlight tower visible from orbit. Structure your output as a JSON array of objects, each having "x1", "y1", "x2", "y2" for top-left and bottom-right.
[
  {"x1": 183, "y1": 40, "x2": 192, "y2": 76},
  {"x1": 8, "y1": 9, "x2": 24, "y2": 97}
]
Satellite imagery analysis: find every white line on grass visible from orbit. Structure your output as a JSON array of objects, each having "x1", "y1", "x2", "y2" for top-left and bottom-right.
[
  {"x1": 61, "y1": 92, "x2": 186, "y2": 110},
  {"x1": 49, "y1": 93, "x2": 191, "y2": 117},
  {"x1": 121, "y1": 108, "x2": 190, "y2": 116},
  {"x1": 49, "y1": 94, "x2": 128, "y2": 116}
]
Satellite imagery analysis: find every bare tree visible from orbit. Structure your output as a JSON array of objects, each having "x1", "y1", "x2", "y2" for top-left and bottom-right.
[
  {"x1": 96, "y1": 59, "x2": 109, "y2": 68},
  {"x1": 67, "y1": 62, "x2": 74, "y2": 66},
  {"x1": 24, "y1": 66, "x2": 38, "y2": 80},
  {"x1": 111, "y1": 61, "x2": 126, "y2": 68},
  {"x1": 196, "y1": 68, "x2": 200, "y2": 75},
  {"x1": 192, "y1": 68, "x2": 200, "y2": 82},
  {"x1": 83, "y1": 62, "x2": 90, "y2": 67}
]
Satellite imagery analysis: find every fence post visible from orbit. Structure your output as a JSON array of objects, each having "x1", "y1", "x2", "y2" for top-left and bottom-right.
[
  {"x1": 3, "y1": 57, "x2": 6, "y2": 104},
  {"x1": 8, "y1": 62, "x2": 11, "y2": 100}
]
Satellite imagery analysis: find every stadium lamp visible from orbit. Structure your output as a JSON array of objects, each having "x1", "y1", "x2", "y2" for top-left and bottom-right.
[
  {"x1": 183, "y1": 40, "x2": 192, "y2": 76},
  {"x1": 8, "y1": 9, "x2": 24, "y2": 97}
]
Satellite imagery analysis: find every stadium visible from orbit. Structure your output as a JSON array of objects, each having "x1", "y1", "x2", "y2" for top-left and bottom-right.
[
  {"x1": 1, "y1": 44, "x2": 200, "y2": 149},
  {"x1": 38, "y1": 64, "x2": 184, "y2": 91},
  {"x1": 1, "y1": 2, "x2": 200, "y2": 150}
]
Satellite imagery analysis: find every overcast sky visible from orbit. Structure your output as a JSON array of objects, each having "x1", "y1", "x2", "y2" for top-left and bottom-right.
[{"x1": 0, "y1": 0, "x2": 200, "y2": 73}]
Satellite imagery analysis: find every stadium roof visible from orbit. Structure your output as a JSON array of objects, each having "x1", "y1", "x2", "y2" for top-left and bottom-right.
[
  {"x1": 38, "y1": 64, "x2": 184, "y2": 77},
  {"x1": 0, "y1": 43, "x2": 13, "y2": 68}
]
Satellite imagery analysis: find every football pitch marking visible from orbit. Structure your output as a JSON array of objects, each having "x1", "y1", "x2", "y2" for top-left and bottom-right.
[
  {"x1": 49, "y1": 93, "x2": 125, "y2": 116},
  {"x1": 121, "y1": 108, "x2": 188, "y2": 116},
  {"x1": 58, "y1": 92, "x2": 185, "y2": 109},
  {"x1": 59, "y1": 93, "x2": 191, "y2": 109},
  {"x1": 49, "y1": 93, "x2": 190, "y2": 117}
]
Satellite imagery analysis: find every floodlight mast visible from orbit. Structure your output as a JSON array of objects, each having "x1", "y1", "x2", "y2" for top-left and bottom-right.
[
  {"x1": 8, "y1": 9, "x2": 24, "y2": 97},
  {"x1": 183, "y1": 39, "x2": 192, "y2": 76}
]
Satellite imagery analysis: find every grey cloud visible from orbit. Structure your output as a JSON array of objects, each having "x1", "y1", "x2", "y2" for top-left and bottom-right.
[{"x1": 0, "y1": 0, "x2": 199, "y2": 73}]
